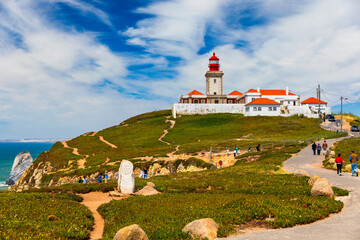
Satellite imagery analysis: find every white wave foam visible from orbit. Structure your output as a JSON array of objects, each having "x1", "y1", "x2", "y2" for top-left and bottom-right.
[{"x1": 0, "y1": 181, "x2": 8, "y2": 188}]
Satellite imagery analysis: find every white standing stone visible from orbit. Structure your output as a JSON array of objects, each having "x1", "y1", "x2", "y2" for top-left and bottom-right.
[{"x1": 118, "y1": 160, "x2": 135, "y2": 194}]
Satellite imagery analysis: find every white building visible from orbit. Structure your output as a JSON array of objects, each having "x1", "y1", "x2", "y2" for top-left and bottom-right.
[
  {"x1": 300, "y1": 97, "x2": 330, "y2": 114},
  {"x1": 244, "y1": 98, "x2": 281, "y2": 116},
  {"x1": 174, "y1": 53, "x2": 331, "y2": 118}
]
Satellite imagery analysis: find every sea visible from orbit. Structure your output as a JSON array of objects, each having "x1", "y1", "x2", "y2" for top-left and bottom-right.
[{"x1": 0, "y1": 142, "x2": 54, "y2": 190}]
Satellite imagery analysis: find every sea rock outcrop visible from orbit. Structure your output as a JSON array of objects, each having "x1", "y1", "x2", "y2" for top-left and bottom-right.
[{"x1": 6, "y1": 151, "x2": 33, "y2": 185}]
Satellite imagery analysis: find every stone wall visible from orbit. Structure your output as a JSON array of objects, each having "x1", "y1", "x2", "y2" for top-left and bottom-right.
[{"x1": 172, "y1": 103, "x2": 245, "y2": 118}]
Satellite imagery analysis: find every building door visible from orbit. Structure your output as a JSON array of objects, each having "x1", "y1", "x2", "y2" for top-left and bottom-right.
[{"x1": 215, "y1": 100, "x2": 219, "y2": 104}]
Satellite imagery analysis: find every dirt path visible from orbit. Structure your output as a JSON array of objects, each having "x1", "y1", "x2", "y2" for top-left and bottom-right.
[
  {"x1": 80, "y1": 192, "x2": 124, "y2": 240},
  {"x1": 220, "y1": 136, "x2": 360, "y2": 240},
  {"x1": 159, "y1": 117, "x2": 176, "y2": 145},
  {"x1": 61, "y1": 141, "x2": 80, "y2": 156},
  {"x1": 99, "y1": 136, "x2": 118, "y2": 148}
]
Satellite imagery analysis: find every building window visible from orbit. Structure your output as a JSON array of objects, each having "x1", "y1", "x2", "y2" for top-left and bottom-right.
[
  {"x1": 201, "y1": 100, "x2": 205, "y2": 104},
  {"x1": 280, "y1": 100, "x2": 284, "y2": 105},
  {"x1": 269, "y1": 107, "x2": 272, "y2": 111},
  {"x1": 252, "y1": 98, "x2": 256, "y2": 101},
  {"x1": 209, "y1": 100, "x2": 212, "y2": 103},
  {"x1": 214, "y1": 92, "x2": 217, "y2": 95},
  {"x1": 253, "y1": 107, "x2": 257, "y2": 111},
  {"x1": 214, "y1": 79, "x2": 216, "y2": 83},
  {"x1": 245, "y1": 107, "x2": 249, "y2": 112},
  {"x1": 258, "y1": 107, "x2": 262, "y2": 111},
  {"x1": 215, "y1": 100, "x2": 219, "y2": 104},
  {"x1": 229, "y1": 100, "x2": 233, "y2": 103},
  {"x1": 273, "y1": 107, "x2": 277, "y2": 111},
  {"x1": 194, "y1": 100, "x2": 199, "y2": 103},
  {"x1": 184, "y1": 100, "x2": 188, "y2": 103}
]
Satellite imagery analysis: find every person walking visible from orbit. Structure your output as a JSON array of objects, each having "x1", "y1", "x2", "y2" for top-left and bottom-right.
[
  {"x1": 233, "y1": 149, "x2": 237, "y2": 158},
  {"x1": 97, "y1": 173, "x2": 102, "y2": 183},
  {"x1": 335, "y1": 153, "x2": 343, "y2": 176},
  {"x1": 317, "y1": 144, "x2": 321, "y2": 155},
  {"x1": 311, "y1": 142, "x2": 317, "y2": 155},
  {"x1": 143, "y1": 168, "x2": 148, "y2": 179},
  {"x1": 104, "y1": 171, "x2": 108, "y2": 183},
  {"x1": 256, "y1": 144, "x2": 260, "y2": 152},
  {"x1": 83, "y1": 176, "x2": 87, "y2": 184},
  {"x1": 350, "y1": 151, "x2": 359, "y2": 177},
  {"x1": 218, "y1": 160, "x2": 223, "y2": 169},
  {"x1": 322, "y1": 141, "x2": 328, "y2": 155}
]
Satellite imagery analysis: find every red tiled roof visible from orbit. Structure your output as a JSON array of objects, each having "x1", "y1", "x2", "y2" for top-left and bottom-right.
[
  {"x1": 246, "y1": 89, "x2": 296, "y2": 96},
  {"x1": 301, "y1": 97, "x2": 327, "y2": 104},
  {"x1": 247, "y1": 89, "x2": 259, "y2": 93},
  {"x1": 245, "y1": 98, "x2": 281, "y2": 106},
  {"x1": 228, "y1": 90, "x2": 242, "y2": 95},
  {"x1": 187, "y1": 90, "x2": 204, "y2": 95}
]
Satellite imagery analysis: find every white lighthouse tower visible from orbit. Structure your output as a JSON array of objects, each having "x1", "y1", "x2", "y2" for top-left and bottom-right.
[{"x1": 205, "y1": 53, "x2": 226, "y2": 103}]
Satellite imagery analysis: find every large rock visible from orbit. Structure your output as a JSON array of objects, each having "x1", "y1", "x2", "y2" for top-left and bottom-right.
[
  {"x1": 345, "y1": 164, "x2": 352, "y2": 172},
  {"x1": 113, "y1": 224, "x2": 148, "y2": 240},
  {"x1": 135, "y1": 185, "x2": 159, "y2": 196},
  {"x1": 311, "y1": 178, "x2": 334, "y2": 198},
  {"x1": 182, "y1": 218, "x2": 218, "y2": 240},
  {"x1": 148, "y1": 163, "x2": 162, "y2": 177},
  {"x1": 294, "y1": 169, "x2": 310, "y2": 177},
  {"x1": 308, "y1": 175, "x2": 321, "y2": 186},
  {"x1": 6, "y1": 152, "x2": 33, "y2": 185},
  {"x1": 118, "y1": 160, "x2": 135, "y2": 194}
]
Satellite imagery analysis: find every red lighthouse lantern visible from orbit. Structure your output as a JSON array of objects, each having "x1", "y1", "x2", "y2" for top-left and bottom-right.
[{"x1": 209, "y1": 52, "x2": 220, "y2": 71}]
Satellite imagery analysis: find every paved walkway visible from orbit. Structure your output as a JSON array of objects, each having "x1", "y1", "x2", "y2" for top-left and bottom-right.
[{"x1": 219, "y1": 137, "x2": 360, "y2": 240}]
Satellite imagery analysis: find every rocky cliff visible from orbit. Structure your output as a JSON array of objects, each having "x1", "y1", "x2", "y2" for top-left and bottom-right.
[{"x1": 6, "y1": 151, "x2": 33, "y2": 185}]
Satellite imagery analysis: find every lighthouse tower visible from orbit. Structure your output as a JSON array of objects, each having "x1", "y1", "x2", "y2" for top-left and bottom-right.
[{"x1": 206, "y1": 53, "x2": 224, "y2": 97}]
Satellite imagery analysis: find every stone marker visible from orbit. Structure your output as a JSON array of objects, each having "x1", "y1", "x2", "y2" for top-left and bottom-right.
[
  {"x1": 113, "y1": 224, "x2": 148, "y2": 240},
  {"x1": 311, "y1": 178, "x2": 334, "y2": 198},
  {"x1": 118, "y1": 160, "x2": 135, "y2": 194},
  {"x1": 308, "y1": 175, "x2": 321, "y2": 186},
  {"x1": 135, "y1": 182, "x2": 159, "y2": 196},
  {"x1": 182, "y1": 218, "x2": 218, "y2": 240},
  {"x1": 294, "y1": 169, "x2": 310, "y2": 177}
]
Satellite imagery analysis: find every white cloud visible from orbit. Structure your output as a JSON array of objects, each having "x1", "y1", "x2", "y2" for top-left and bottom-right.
[
  {"x1": 128, "y1": 0, "x2": 360, "y2": 107},
  {"x1": 0, "y1": 0, "x2": 169, "y2": 139}
]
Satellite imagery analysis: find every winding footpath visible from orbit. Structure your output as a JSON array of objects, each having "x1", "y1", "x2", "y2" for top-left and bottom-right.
[{"x1": 220, "y1": 136, "x2": 360, "y2": 240}]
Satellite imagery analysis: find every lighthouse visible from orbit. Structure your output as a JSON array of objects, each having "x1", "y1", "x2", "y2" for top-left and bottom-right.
[{"x1": 205, "y1": 53, "x2": 224, "y2": 103}]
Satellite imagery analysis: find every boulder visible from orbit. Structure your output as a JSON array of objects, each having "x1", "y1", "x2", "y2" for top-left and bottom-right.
[
  {"x1": 113, "y1": 224, "x2": 148, "y2": 240},
  {"x1": 311, "y1": 178, "x2": 334, "y2": 198},
  {"x1": 146, "y1": 182, "x2": 156, "y2": 188},
  {"x1": 149, "y1": 163, "x2": 162, "y2": 176},
  {"x1": 294, "y1": 169, "x2": 310, "y2": 177},
  {"x1": 186, "y1": 165, "x2": 203, "y2": 172},
  {"x1": 308, "y1": 175, "x2": 321, "y2": 186},
  {"x1": 118, "y1": 160, "x2": 135, "y2": 194},
  {"x1": 328, "y1": 158, "x2": 335, "y2": 164},
  {"x1": 159, "y1": 167, "x2": 170, "y2": 175},
  {"x1": 6, "y1": 152, "x2": 33, "y2": 185},
  {"x1": 177, "y1": 163, "x2": 185, "y2": 172},
  {"x1": 345, "y1": 164, "x2": 352, "y2": 172},
  {"x1": 182, "y1": 218, "x2": 218, "y2": 240},
  {"x1": 330, "y1": 150, "x2": 336, "y2": 156},
  {"x1": 133, "y1": 168, "x2": 141, "y2": 178},
  {"x1": 135, "y1": 185, "x2": 159, "y2": 196}
]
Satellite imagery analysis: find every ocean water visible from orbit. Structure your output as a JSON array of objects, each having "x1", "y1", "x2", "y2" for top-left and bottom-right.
[{"x1": 0, "y1": 142, "x2": 54, "y2": 189}]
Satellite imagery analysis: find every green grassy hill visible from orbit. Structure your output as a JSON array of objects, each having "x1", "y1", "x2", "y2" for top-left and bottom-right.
[{"x1": 17, "y1": 110, "x2": 344, "y2": 187}]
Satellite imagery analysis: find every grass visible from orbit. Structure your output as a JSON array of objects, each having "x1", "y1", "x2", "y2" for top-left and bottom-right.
[
  {"x1": 98, "y1": 144, "x2": 345, "y2": 240},
  {"x1": 20, "y1": 112, "x2": 346, "y2": 187},
  {"x1": 0, "y1": 192, "x2": 93, "y2": 239}
]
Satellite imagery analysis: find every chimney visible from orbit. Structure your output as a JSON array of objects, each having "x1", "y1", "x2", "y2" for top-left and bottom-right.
[
  {"x1": 257, "y1": 87, "x2": 260, "y2": 93},
  {"x1": 286, "y1": 87, "x2": 289, "y2": 95}
]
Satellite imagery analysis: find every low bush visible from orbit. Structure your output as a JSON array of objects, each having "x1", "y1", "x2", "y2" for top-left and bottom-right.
[{"x1": 0, "y1": 192, "x2": 93, "y2": 239}]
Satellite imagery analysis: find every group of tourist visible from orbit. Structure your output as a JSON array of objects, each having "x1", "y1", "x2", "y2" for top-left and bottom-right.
[
  {"x1": 139, "y1": 168, "x2": 148, "y2": 179},
  {"x1": 231, "y1": 144, "x2": 261, "y2": 157},
  {"x1": 334, "y1": 151, "x2": 359, "y2": 177},
  {"x1": 311, "y1": 141, "x2": 359, "y2": 177},
  {"x1": 77, "y1": 176, "x2": 87, "y2": 184},
  {"x1": 97, "y1": 171, "x2": 109, "y2": 183},
  {"x1": 311, "y1": 141, "x2": 328, "y2": 155}
]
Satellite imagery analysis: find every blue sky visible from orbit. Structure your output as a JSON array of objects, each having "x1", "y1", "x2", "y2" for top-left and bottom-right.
[{"x1": 0, "y1": 0, "x2": 360, "y2": 139}]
